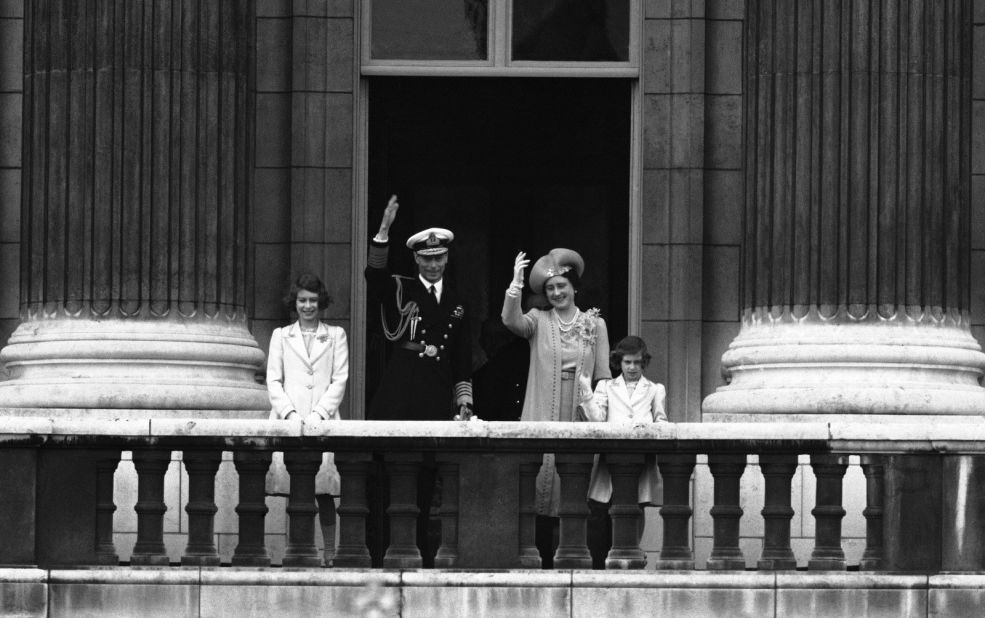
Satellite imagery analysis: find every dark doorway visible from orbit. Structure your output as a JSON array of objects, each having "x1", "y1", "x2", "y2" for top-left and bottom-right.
[{"x1": 366, "y1": 77, "x2": 631, "y2": 408}]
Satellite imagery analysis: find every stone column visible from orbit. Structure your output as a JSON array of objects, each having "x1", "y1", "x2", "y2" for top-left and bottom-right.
[
  {"x1": 704, "y1": 0, "x2": 985, "y2": 420},
  {"x1": 0, "y1": 0, "x2": 266, "y2": 416}
]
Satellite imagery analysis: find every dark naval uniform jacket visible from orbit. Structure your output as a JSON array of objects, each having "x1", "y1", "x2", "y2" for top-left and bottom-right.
[{"x1": 365, "y1": 239, "x2": 472, "y2": 421}]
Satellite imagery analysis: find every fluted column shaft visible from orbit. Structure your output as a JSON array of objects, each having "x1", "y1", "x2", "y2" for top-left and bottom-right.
[
  {"x1": 744, "y1": 0, "x2": 970, "y2": 315},
  {"x1": 2, "y1": 0, "x2": 266, "y2": 414},
  {"x1": 21, "y1": 0, "x2": 251, "y2": 317},
  {"x1": 705, "y1": 0, "x2": 985, "y2": 419}
]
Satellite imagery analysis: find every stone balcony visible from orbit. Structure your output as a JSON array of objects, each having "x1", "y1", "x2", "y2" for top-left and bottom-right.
[{"x1": 2, "y1": 418, "x2": 985, "y2": 617}]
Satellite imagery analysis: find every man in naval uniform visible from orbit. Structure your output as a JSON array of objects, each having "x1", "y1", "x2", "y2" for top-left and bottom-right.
[
  {"x1": 364, "y1": 194, "x2": 473, "y2": 566},
  {"x1": 365, "y1": 194, "x2": 473, "y2": 420}
]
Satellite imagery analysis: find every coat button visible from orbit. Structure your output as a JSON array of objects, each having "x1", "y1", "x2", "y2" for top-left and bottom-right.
[
  {"x1": 306, "y1": 384, "x2": 313, "y2": 389},
  {"x1": 443, "y1": 334, "x2": 448, "y2": 339},
  {"x1": 421, "y1": 329, "x2": 427, "y2": 334},
  {"x1": 307, "y1": 369, "x2": 313, "y2": 375}
]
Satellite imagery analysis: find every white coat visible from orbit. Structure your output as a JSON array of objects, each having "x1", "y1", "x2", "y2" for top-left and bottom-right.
[
  {"x1": 267, "y1": 321, "x2": 348, "y2": 420},
  {"x1": 265, "y1": 321, "x2": 348, "y2": 496},
  {"x1": 581, "y1": 375, "x2": 667, "y2": 504}
]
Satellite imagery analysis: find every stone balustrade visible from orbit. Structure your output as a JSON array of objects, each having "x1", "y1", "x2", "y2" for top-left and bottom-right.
[{"x1": 4, "y1": 418, "x2": 985, "y2": 575}]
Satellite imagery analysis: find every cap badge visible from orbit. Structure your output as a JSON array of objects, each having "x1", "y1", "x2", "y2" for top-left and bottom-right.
[{"x1": 426, "y1": 232, "x2": 439, "y2": 247}]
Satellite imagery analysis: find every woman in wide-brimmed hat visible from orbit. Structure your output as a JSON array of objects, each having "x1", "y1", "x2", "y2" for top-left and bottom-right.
[{"x1": 502, "y1": 249, "x2": 611, "y2": 565}]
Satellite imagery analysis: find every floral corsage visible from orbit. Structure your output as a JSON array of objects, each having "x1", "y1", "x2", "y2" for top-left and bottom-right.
[{"x1": 574, "y1": 308, "x2": 601, "y2": 344}]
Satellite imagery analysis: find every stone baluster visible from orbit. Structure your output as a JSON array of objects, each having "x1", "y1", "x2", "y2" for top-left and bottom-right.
[
  {"x1": 553, "y1": 453, "x2": 594, "y2": 569},
  {"x1": 94, "y1": 452, "x2": 121, "y2": 565},
  {"x1": 604, "y1": 453, "x2": 646, "y2": 569},
  {"x1": 130, "y1": 450, "x2": 172, "y2": 566},
  {"x1": 655, "y1": 454, "x2": 696, "y2": 569},
  {"x1": 282, "y1": 451, "x2": 323, "y2": 567},
  {"x1": 434, "y1": 460, "x2": 460, "y2": 568},
  {"x1": 757, "y1": 454, "x2": 798, "y2": 570},
  {"x1": 231, "y1": 451, "x2": 272, "y2": 567},
  {"x1": 517, "y1": 457, "x2": 542, "y2": 568},
  {"x1": 333, "y1": 453, "x2": 373, "y2": 568},
  {"x1": 809, "y1": 454, "x2": 849, "y2": 570},
  {"x1": 181, "y1": 450, "x2": 222, "y2": 567},
  {"x1": 706, "y1": 454, "x2": 747, "y2": 570},
  {"x1": 859, "y1": 455, "x2": 884, "y2": 570},
  {"x1": 384, "y1": 453, "x2": 423, "y2": 568}
]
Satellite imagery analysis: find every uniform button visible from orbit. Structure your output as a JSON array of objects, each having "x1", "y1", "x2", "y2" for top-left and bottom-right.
[
  {"x1": 306, "y1": 384, "x2": 313, "y2": 389},
  {"x1": 419, "y1": 352, "x2": 424, "y2": 358},
  {"x1": 436, "y1": 356, "x2": 441, "y2": 361},
  {"x1": 443, "y1": 334, "x2": 448, "y2": 339},
  {"x1": 448, "y1": 323, "x2": 452, "y2": 328},
  {"x1": 439, "y1": 345, "x2": 445, "y2": 350},
  {"x1": 421, "y1": 329, "x2": 427, "y2": 334},
  {"x1": 307, "y1": 369, "x2": 313, "y2": 375}
]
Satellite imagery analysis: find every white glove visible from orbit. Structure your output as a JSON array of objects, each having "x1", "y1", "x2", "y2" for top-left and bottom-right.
[
  {"x1": 577, "y1": 374, "x2": 594, "y2": 404},
  {"x1": 512, "y1": 251, "x2": 530, "y2": 287},
  {"x1": 303, "y1": 412, "x2": 326, "y2": 424}
]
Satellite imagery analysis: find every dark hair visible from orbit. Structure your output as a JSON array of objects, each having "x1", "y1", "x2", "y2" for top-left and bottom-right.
[
  {"x1": 284, "y1": 273, "x2": 332, "y2": 312},
  {"x1": 610, "y1": 335, "x2": 651, "y2": 372},
  {"x1": 541, "y1": 270, "x2": 582, "y2": 296}
]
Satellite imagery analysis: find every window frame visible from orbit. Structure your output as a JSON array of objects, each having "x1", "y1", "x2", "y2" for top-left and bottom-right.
[{"x1": 360, "y1": 0, "x2": 640, "y2": 77}]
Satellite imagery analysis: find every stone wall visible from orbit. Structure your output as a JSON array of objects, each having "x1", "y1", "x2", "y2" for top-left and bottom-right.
[{"x1": 251, "y1": 0, "x2": 357, "y2": 419}]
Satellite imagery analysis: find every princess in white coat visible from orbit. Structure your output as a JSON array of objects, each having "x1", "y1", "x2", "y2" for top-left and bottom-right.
[
  {"x1": 578, "y1": 336, "x2": 667, "y2": 505},
  {"x1": 266, "y1": 273, "x2": 348, "y2": 565}
]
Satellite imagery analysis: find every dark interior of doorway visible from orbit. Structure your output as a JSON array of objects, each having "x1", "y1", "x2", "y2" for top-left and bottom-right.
[{"x1": 366, "y1": 77, "x2": 630, "y2": 407}]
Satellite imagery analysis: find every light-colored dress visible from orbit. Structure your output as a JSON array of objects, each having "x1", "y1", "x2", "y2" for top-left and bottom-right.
[
  {"x1": 580, "y1": 375, "x2": 667, "y2": 505},
  {"x1": 265, "y1": 321, "x2": 348, "y2": 496},
  {"x1": 502, "y1": 295, "x2": 610, "y2": 516}
]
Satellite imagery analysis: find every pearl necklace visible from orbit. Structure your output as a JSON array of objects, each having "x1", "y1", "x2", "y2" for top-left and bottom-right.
[{"x1": 555, "y1": 309, "x2": 579, "y2": 331}]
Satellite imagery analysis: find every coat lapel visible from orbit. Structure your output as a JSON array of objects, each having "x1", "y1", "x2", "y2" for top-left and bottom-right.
[
  {"x1": 282, "y1": 322, "x2": 312, "y2": 366},
  {"x1": 630, "y1": 377, "x2": 652, "y2": 407},
  {"x1": 306, "y1": 323, "x2": 333, "y2": 365},
  {"x1": 611, "y1": 375, "x2": 630, "y2": 408}
]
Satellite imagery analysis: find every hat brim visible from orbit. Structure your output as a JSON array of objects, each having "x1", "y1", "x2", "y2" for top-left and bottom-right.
[{"x1": 528, "y1": 248, "x2": 585, "y2": 293}]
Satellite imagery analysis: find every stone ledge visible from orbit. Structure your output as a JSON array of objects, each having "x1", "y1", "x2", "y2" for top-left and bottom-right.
[
  {"x1": 4, "y1": 567, "x2": 975, "y2": 589},
  {"x1": 572, "y1": 570, "x2": 776, "y2": 588},
  {"x1": 4, "y1": 568, "x2": 983, "y2": 618},
  {"x1": 2, "y1": 418, "x2": 985, "y2": 454},
  {"x1": 774, "y1": 573, "x2": 929, "y2": 589}
]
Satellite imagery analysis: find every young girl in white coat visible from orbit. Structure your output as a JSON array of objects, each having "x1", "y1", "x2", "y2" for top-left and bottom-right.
[
  {"x1": 266, "y1": 273, "x2": 348, "y2": 566},
  {"x1": 578, "y1": 335, "x2": 667, "y2": 564}
]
